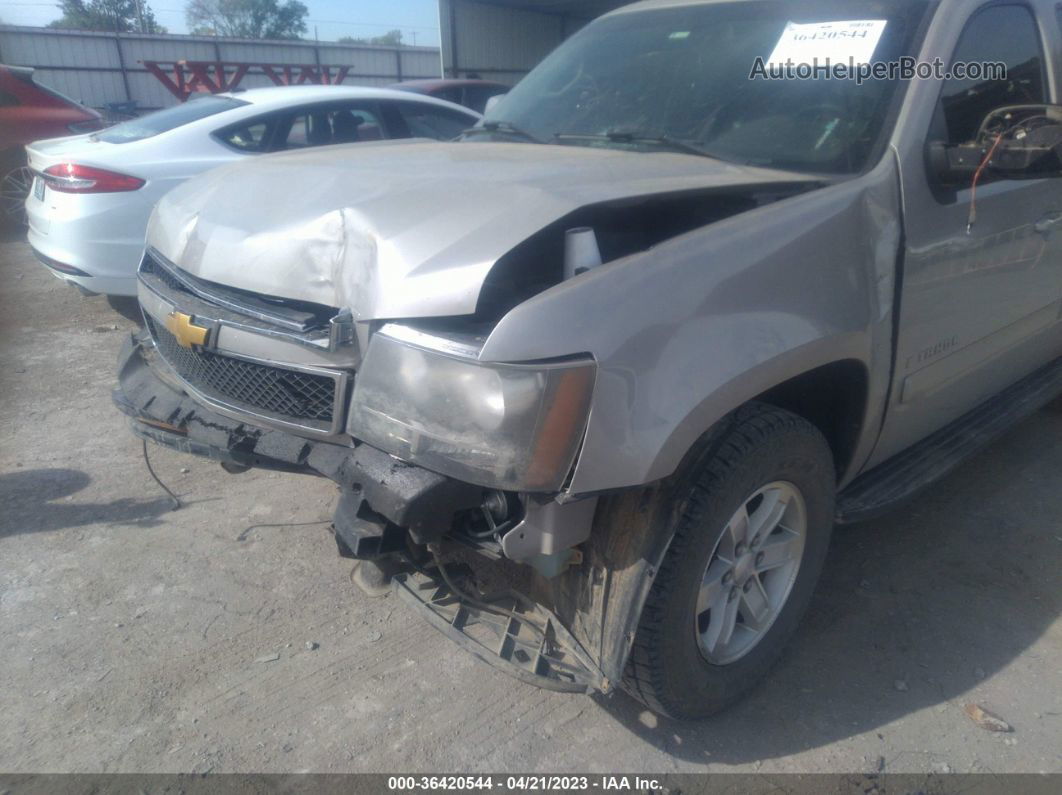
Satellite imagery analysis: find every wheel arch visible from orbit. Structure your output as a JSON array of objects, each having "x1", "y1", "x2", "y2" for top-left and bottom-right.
[
  {"x1": 753, "y1": 359, "x2": 869, "y2": 482},
  {"x1": 550, "y1": 399, "x2": 845, "y2": 691},
  {"x1": 642, "y1": 339, "x2": 873, "y2": 490}
]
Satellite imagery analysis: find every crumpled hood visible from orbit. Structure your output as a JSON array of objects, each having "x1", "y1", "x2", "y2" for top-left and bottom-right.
[{"x1": 148, "y1": 139, "x2": 815, "y2": 319}]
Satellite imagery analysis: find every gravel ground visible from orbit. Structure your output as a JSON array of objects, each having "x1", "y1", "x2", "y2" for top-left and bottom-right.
[{"x1": 1, "y1": 230, "x2": 1060, "y2": 775}]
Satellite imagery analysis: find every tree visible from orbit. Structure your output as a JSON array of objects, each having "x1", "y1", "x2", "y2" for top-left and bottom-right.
[
  {"x1": 337, "y1": 29, "x2": 403, "y2": 46},
  {"x1": 49, "y1": 0, "x2": 166, "y2": 33},
  {"x1": 185, "y1": 0, "x2": 308, "y2": 40}
]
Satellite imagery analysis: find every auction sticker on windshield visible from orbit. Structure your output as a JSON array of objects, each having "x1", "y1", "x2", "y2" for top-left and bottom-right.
[{"x1": 767, "y1": 20, "x2": 887, "y2": 66}]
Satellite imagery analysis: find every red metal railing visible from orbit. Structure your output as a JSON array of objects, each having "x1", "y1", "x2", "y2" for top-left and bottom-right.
[{"x1": 142, "y1": 60, "x2": 352, "y2": 100}]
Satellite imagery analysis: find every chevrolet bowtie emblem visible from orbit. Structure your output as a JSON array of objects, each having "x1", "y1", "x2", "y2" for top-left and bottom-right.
[{"x1": 165, "y1": 311, "x2": 210, "y2": 349}]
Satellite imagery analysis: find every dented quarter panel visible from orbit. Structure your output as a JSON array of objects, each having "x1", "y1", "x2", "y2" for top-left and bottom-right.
[
  {"x1": 478, "y1": 156, "x2": 903, "y2": 494},
  {"x1": 146, "y1": 139, "x2": 819, "y2": 319}
]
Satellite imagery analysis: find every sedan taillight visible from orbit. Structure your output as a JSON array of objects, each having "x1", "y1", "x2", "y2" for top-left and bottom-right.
[{"x1": 42, "y1": 163, "x2": 144, "y2": 193}]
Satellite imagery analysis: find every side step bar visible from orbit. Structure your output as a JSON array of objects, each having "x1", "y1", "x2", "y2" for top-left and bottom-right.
[
  {"x1": 392, "y1": 568, "x2": 610, "y2": 694},
  {"x1": 837, "y1": 355, "x2": 1062, "y2": 524}
]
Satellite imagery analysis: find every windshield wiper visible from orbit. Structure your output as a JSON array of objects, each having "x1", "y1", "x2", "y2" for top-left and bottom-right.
[
  {"x1": 462, "y1": 120, "x2": 545, "y2": 144},
  {"x1": 554, "y1": 131, "x2": 717, "y2": 159}
]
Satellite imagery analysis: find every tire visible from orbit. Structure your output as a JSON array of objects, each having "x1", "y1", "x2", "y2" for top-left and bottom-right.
[
  {"x1": 1, "y1": 151, "x2": 32, "y2": 229},
  {"x1": 623, "y1": 403, "x2": 835, "y2": 719}
]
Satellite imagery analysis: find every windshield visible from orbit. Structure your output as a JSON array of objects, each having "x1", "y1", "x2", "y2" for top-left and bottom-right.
[
  {"x1": 97, "y1": 95, "x2": 247, "y2": 143},
  {"x1": 480, "y1": 0, "x2": 931, "y2": 173}
]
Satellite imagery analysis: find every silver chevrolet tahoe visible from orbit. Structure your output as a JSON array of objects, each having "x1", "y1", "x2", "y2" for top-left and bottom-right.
[{"x1": 115, "y1": 0, "x2": 1062, "y2": 718}]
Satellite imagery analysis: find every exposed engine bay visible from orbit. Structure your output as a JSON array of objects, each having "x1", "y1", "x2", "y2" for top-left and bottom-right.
[{"x1": 474, "y1": 183, "x2": 820, "y2": 322}]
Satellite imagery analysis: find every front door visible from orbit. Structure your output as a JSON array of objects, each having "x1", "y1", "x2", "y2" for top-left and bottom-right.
[{"x1": 872, "y1": 2, "x2": 1062, "y2": 465}]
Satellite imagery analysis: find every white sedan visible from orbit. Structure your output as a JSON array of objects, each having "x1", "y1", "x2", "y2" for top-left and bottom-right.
[{"x1": 25, "y1": 85, "x2": 480, "y2": 297}]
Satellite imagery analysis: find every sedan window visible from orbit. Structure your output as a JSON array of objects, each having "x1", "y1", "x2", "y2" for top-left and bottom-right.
[
  {"x1": 278, "y1": 105, "x2": 385, "y2": 149},
  {"x1": 97, "y1": 95, "x2": 247, "y2": 143},
  {"x1": 217, "y1": 119, "x2": 274, "y2": 152},
  {"x1": 394, "y1": 103, "x2": 476, "y2": 140}
]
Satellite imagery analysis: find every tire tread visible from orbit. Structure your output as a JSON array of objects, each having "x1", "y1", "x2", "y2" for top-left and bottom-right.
[{"x1": 622, "y1": 403, "x2": 828, "y2": 716}]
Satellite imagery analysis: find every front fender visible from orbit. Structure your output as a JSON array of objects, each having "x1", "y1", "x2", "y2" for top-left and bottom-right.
[{"x1": 479, "y1": 157, "x2": 900, "y2": 494}]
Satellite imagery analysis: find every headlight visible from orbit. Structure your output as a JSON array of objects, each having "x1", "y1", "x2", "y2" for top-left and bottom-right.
[{"x1": 347, "y1": 327, "x2": 595, "y2": 492}]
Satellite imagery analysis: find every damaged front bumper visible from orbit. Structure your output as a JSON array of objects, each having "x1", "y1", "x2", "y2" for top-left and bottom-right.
[
  {"x1": 115, "y1": 329, "x2": 486, "y2": 557},
  {"x1": 115, "y1": 330, "x2": 611, "y2": 693}
]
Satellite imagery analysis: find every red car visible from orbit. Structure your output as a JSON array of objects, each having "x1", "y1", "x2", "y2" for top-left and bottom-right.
[
  {"x1": 390, "y1": 79, "x2": 509, "y2": 114},
  {"x1": 1, "y1": 65, "x2": 103, "y2": 225}
]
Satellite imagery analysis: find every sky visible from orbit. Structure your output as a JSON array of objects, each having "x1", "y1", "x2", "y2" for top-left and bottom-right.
[{"x1": 0, "y1": 0, "x2": 443, "y2": 46}]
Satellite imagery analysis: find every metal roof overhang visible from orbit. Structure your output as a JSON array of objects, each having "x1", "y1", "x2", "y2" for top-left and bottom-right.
[
  {"x1": 439, "y1": 0, "x2": 632, "y2": 82},
  {"x1": 454, "y1": 0, "x2": 625, "y2": 15}
]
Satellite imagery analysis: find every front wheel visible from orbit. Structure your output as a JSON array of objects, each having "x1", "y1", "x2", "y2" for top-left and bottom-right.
[{"x1": 623, "y1": 403, "x2": 835, "y2": 719}]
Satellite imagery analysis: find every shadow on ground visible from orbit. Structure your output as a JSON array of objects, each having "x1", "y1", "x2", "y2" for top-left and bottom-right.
[
  {"x1": 0, "y1": 223, "x2": 27, "y2": 245},
  {"x1": 0, "y1": 468, "x2": 173, "y2": 537},
  {"x1": 595, "y1": 409, "x2": 1062, "y2": 764},
  {"x1": 105, "y1": 295, "x2": 144, "y2": 326}
]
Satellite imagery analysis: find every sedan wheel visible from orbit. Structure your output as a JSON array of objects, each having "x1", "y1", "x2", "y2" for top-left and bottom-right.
[{"x1": 1, "y1": 164, "x2": 33, "y2": 227}]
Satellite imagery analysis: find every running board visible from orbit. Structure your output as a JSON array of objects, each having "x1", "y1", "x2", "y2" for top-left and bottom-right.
[
  {"x1": 392, "y1": 568, "x2": 609, "y2": 694},
  {"x1": 837, "y1": 356, "x2": 1062, "y2": 524}
]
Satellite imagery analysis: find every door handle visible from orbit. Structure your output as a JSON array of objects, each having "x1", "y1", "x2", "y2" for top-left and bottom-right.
[{"x1": 1034, "y1": 212, "x2": 1062, "y2": 234}]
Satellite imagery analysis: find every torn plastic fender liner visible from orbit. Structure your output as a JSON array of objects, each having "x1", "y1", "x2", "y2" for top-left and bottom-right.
[
  {"x1": 393, "y1": 567, "x2": 610, "y2": 694},
  {"x1": 542, "y1": 419, "x2": 740, "y2": 687}
]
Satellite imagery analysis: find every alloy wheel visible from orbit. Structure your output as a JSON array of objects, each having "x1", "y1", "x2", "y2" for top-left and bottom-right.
[
  {"x1": 1, "y1": 165, "x2": 33, "y2": 227},
  {"x1": 696, "y1": 481, "x2": 807, "y2": 664}
]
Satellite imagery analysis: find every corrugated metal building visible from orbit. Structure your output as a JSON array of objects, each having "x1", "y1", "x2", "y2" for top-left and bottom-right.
[
  {"x1": 439, "y1": 0, "x2": 625, "y2": 85},
  {"x1": 0, "y1": 26, "x2": 442, "y2": 111},
  {"x1": 0, "y1": 2, "x2": 626, "y2": 110}
]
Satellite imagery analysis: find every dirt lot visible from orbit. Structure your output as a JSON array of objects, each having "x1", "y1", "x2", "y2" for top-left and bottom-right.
[{"x1": 0, "y1": 230, "x2": 1060, "y2": 775}]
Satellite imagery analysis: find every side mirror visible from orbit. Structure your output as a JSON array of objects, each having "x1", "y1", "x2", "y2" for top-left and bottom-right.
[
  {"x1": 484, "y1": 93, "x2": 507, "y2": 114},
  {"x1": 931, "y1": 104, "x2": 1062, "y2": 185}
]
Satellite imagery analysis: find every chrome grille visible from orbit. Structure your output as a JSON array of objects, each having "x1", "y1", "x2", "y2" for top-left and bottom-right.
[
  {"x1": 146, "y1": 316, "x2": 339, "y2": 430},
  {"x1": 139, "y1": 250, "x2": 331, "y2": 334},
  {"x1": 144, "y1": 256, "x2": 186, "y2": 294}
]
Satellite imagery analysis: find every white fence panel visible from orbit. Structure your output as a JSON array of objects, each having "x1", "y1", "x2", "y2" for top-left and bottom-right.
[
  {"x1": 5, "y1": 28, "x2": 120, "y2": 69},
  {"x1": 120, "y1": 36, "x2": 217, "y2": 65},
  {"x1": 0, "y1": 26, "x2": 441, "y2": 111},
  {"x1": 38, "y1": 68, "x2": 127, "y2": 107},
  {"x1": 401, "y1": 49, "x2": 443, "y2": 78},
  {"x1": 217, "y1": 41, "x2": 318, "y2": 63}
]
